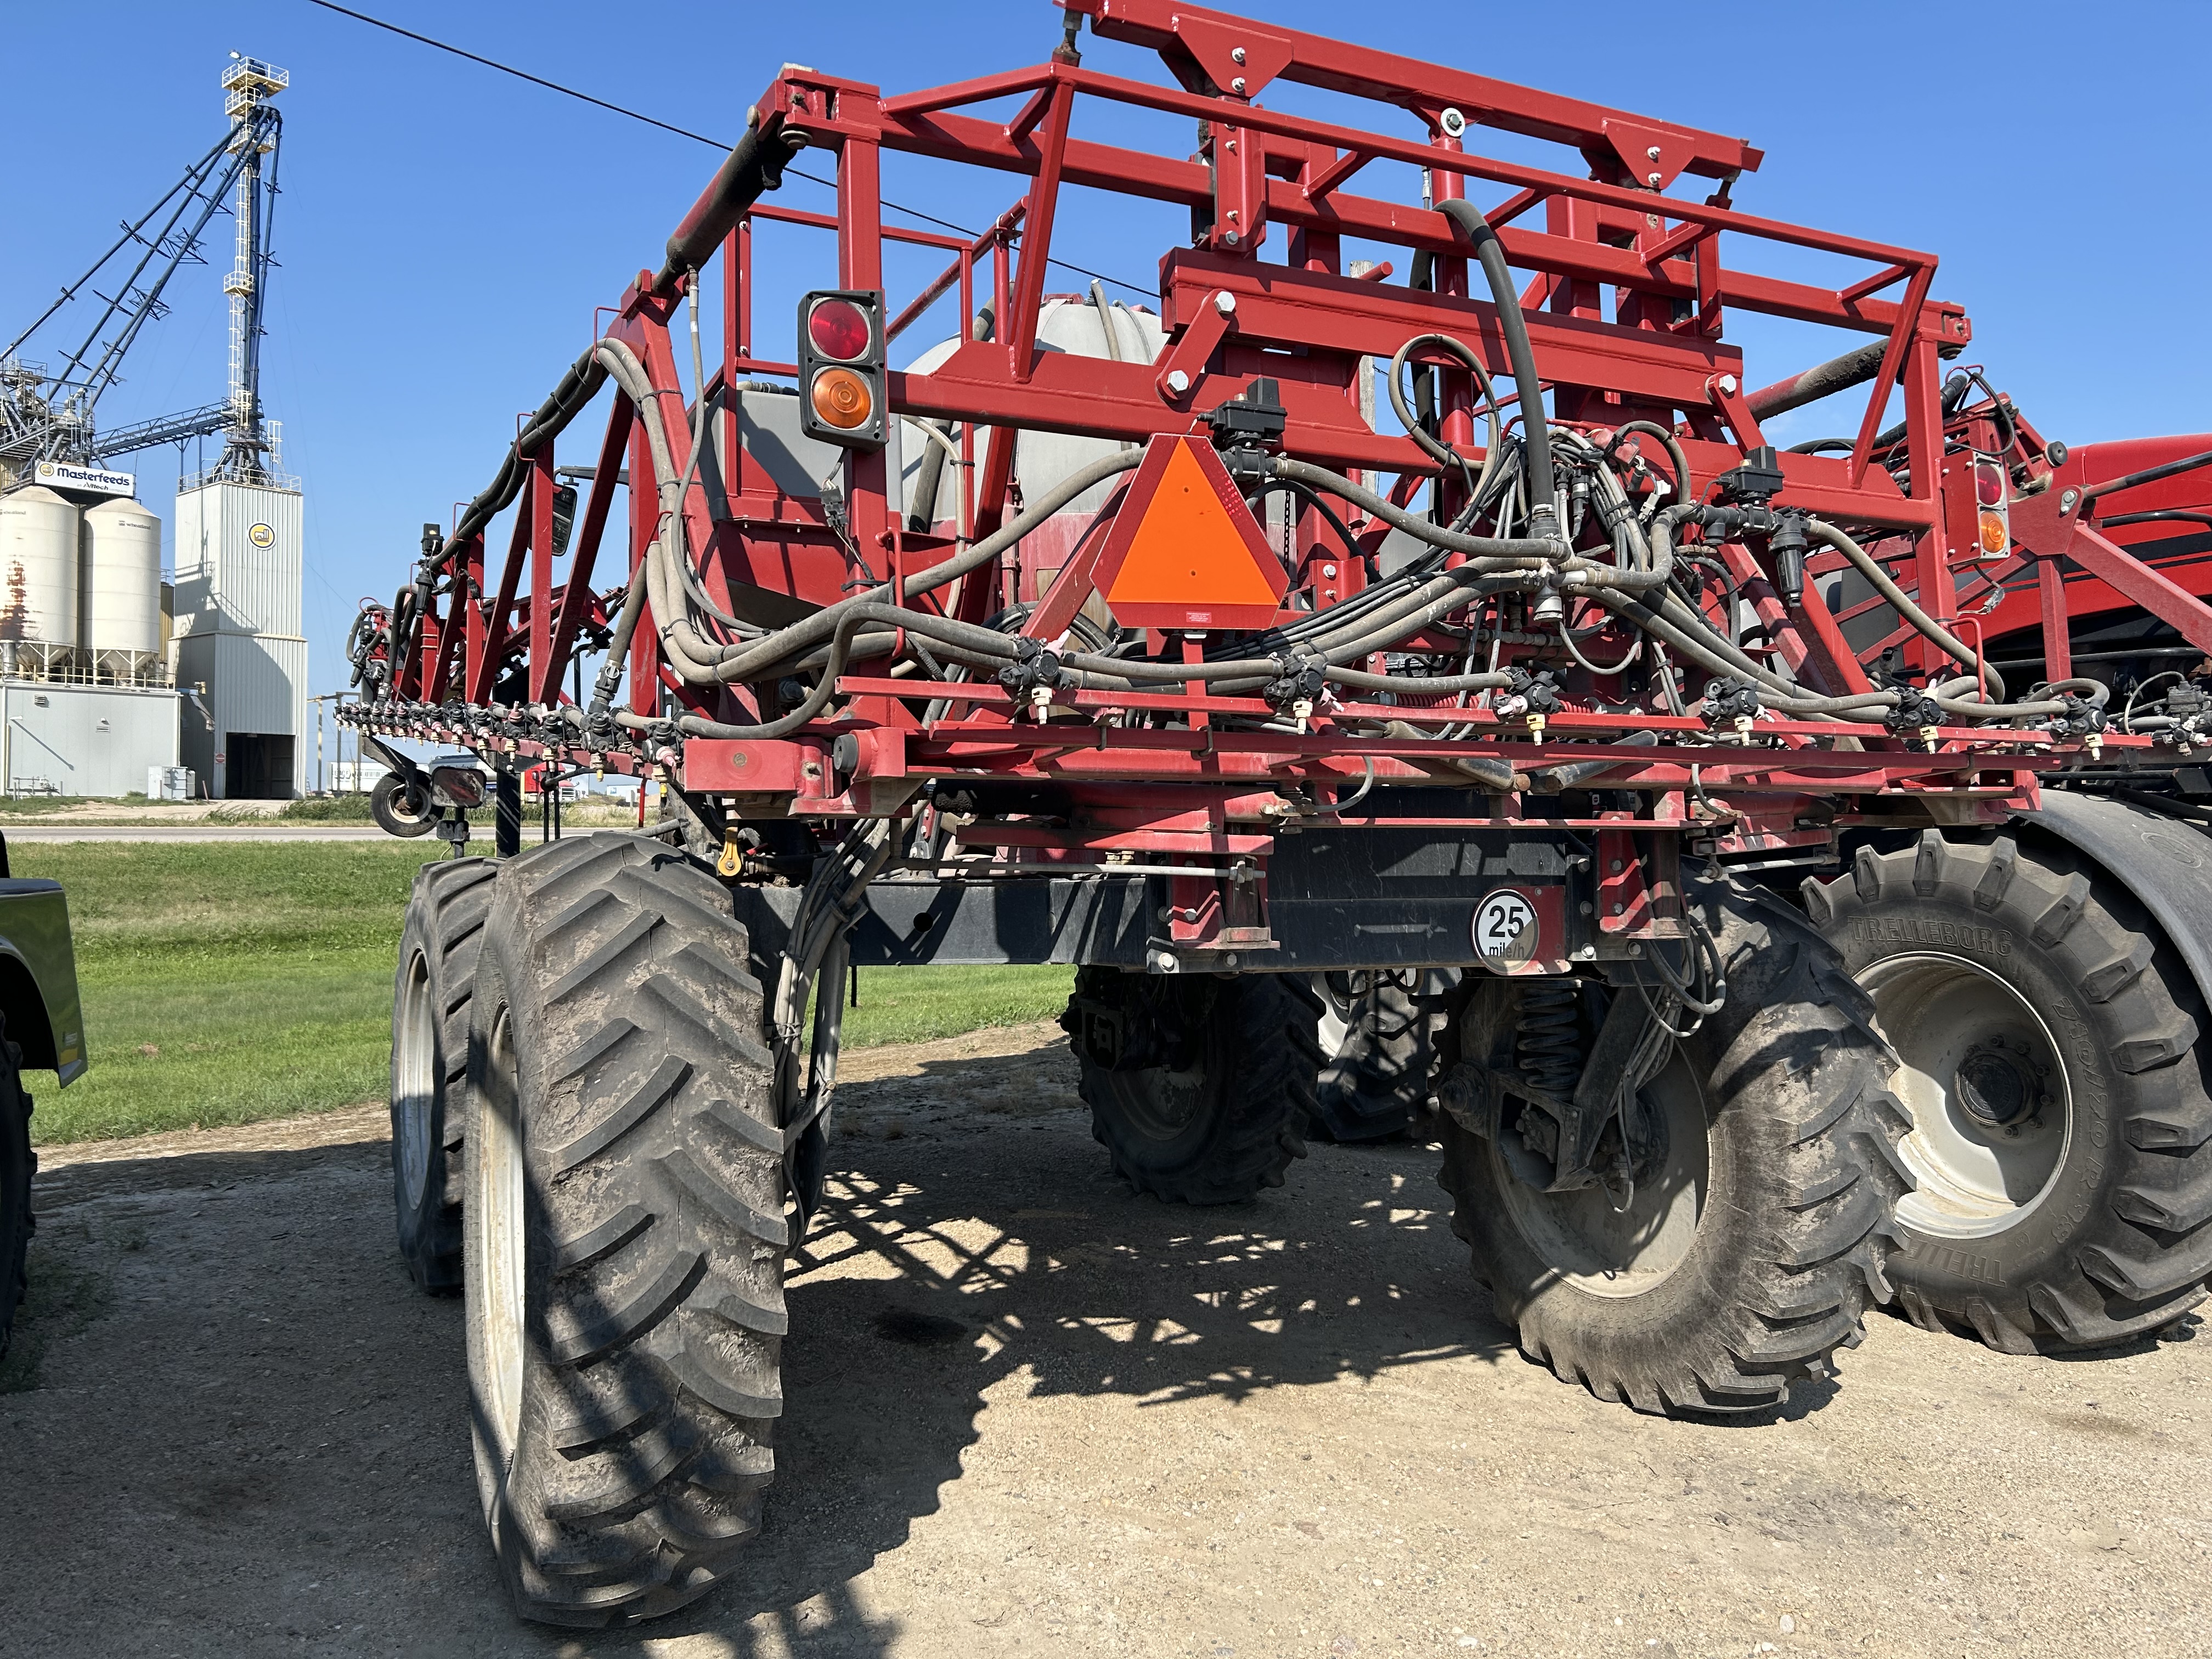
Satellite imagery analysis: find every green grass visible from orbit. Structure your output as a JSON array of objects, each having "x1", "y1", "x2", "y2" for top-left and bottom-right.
[{"x1": 12, "y1": 840, "x2": 1073, "y2": 1146}]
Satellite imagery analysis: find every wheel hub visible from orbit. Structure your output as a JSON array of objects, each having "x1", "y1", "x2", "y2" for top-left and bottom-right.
[
  {"x1": 1858, "y1": 952, "x2": 2072, "y2": 1238},
  {"x1": 1954, "y1": 1041, "x2": 2041, "y2": 1129},
  {"x1": 1495, "y1": 1051, "x2": 1709, "y2": 1295}
]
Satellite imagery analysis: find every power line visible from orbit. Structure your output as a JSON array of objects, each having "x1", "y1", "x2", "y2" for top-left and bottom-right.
[{"x1": 301, "y1": 0, "x2": 1158, "y2": 297}]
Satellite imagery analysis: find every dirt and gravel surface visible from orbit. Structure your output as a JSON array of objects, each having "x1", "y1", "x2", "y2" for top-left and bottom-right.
[{"x1": 5, "y1": 1020, "x2": 2207, "y2": 1658}]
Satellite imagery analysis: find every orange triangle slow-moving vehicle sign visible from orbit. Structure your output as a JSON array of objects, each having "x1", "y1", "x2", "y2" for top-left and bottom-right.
[{"x1": 1090, "y1": 435, "x2": 1288, "y2": 630}]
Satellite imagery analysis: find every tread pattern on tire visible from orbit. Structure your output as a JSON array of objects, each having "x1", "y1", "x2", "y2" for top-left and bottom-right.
[
  {"x1": 1438, "y1": 876, "x2": 1912, "y2": 1415},
  {"x1": 1312, "y1": 972, "x2": 1443, "y2": 1143},
  {"x1": 469, "y1": 833, "x2": 782, "y2": 1628},
  {"x1": 1073, "y1": 970, "x2": 1322, "y2": 1204},
  {"x1": 391, "y1": 857, "x2": 496, "y2": 1292},
  {"x1": 1807, "y1": 830, "x2": 2212, "y2": 1352}
]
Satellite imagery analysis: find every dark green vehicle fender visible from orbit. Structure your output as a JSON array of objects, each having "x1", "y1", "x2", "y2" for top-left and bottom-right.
[{"x1": 0, "y1": 878, "x2": 86, "y2": 1084}]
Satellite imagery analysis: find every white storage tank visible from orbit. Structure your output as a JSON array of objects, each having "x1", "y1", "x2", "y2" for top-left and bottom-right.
[
  {"x1": 81, "y1": 495, "x2": 164, "y2": 673},
  {"x1": 898, "y1": 294, "x2": 1167, "y2": 526},
  {"x1": 0, "y1": 486, "x2": 81, "y2": 655}
]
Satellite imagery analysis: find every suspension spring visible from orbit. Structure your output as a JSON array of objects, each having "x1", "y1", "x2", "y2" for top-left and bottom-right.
[{"x1": 1516, "y1": 981, "x2": 1581, "y2": 1099}]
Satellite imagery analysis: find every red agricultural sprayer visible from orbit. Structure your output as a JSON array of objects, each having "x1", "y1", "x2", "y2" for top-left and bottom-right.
[{"x1": 345, "y1": 1, "x2": 2212, "y2": 1626}]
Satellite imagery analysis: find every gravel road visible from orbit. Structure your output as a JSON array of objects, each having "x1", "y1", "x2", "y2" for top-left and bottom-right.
[{"x1": 4, "y1": 1022, "x2": 2205, "y2": 1658}]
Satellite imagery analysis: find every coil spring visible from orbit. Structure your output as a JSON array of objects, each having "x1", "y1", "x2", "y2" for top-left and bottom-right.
[{"x1": 1516, "y1": 981, "x2": 1581, "y2": 1099}]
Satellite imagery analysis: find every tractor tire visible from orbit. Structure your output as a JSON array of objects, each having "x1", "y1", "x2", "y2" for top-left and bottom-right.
[
  {"x1": 1311, "y1": 970, "x2": 1447, "y2": 1143},
  {"x1": 391, "y1": 857, "x2": 497, "y2": 1294},
  {"x1": 464, "y1": 832, "x2": 783, "y2": 1628},
  {"x1": 1807, "y1": 830, "x2": 2212, "y2": 1353},
  {"x1": 1069, "y1": 968, "x2": 1321, "y2": 1204},
  {"x1": 371, "y1": 769, "x2": 439, "y2": 838},
  {"x1": 0, "y1": 1022, "x2": 31, "y2": 1363},
  {"x1": 1437, "y1": 875, "x2": 1911, "y2": 1415}
]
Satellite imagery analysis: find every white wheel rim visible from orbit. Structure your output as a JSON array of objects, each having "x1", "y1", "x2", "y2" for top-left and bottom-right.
[
  {"x1": 1314, "y1": 974, "x2": 1357, "y2": 1059},
  {"x1": 1494, "y1": 1049, "x2": 1709, "y2": 1296},
  {"x1": 392, "y1": 948, "x2": 436, "y2": 1206},
  {"x1": 1860, "y1": 952, "x2": 2070, "y2": 1239},
  {"x1": 471, "y1": 1005, "x2": 528, "y2": 1462}
]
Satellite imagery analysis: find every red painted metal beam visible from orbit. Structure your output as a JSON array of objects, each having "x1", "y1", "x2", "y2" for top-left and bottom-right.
[{"x1": 543, "y1": 396, "x2": 634, "y2": 701}]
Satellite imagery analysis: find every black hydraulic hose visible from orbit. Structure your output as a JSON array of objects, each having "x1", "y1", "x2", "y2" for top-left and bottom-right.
[
  {"x1": 1386, "y1": 331, "x2": 1503, "y2": 506},
  {"x1": 450, "y1": 346, "x2": 609, "y2": 556},
  {"x1": 2079, "y1": 445, "x2": 2212, "y2": 506},
  {"x1": 1436, "y1": 196, "x2": 1557, "y2": 538},
  {"x1": 655, "y1": 112, "x2": 805, "y2": 297},
  {"x1": 1322, "y1": 665, "x2": 1512, "y2": 695},
  {"x1": 1267, "y1": 457, "x2": 1570, "y2": 565},
  {"x1": 1804, "y1": 519, "x2": 2005, "y2": 699},
  {"x1": 906, "y1": 418, "x2": 954, "y2": 533},
  {"x1": 1596, "y1": 590, "x2": 1891, "y2": 720},
  {"x1": 1743, "y1": 340, "x2": 1900, "y2": 423},
  {"x1": 1609, "y1": 419, "x2": 1691, "y2": 504},
  {"x1": 1265, "y1": 478, "x2": 1365, "y2": 572},
  {"x1": 629, "y1": 601, "x2": 1034, "y2": 740},
  {"x1": 1869, "y1": 369, "x2": 1972, "y2": 457},
  {"x1": 703, "y1": 450, "x2": 1146, "y2": 684},
  {"x1": 588, "y1": 565, "x2": 650, "y2": 716}
]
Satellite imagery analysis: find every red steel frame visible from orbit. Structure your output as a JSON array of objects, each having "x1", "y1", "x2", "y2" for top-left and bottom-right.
[{"x1": 358, "y1": 0, "x2": 2212, "y2": 902}]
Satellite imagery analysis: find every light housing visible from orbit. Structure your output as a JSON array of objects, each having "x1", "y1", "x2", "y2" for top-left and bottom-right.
[
  {"x1": 1971, "y1": 456, "x2": 2011, "y2": 559},
  {"x1": 430, "y1": 761, "x2": 487, "y2": 809},
  {"x1": 796, "y1": 289, "x2": 887, "y2": 450}
]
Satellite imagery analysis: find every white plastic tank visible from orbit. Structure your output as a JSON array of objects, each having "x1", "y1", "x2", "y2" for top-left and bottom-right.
[
  {"x1": 0, "y1": 486, "x2": 81, "y2": 651},
  {"x1": 899, "y1": 293, "x2": 1167, "y2": 526},
  {"x1": 81, "y1": 495, "x2": 164, "y2": 664}
]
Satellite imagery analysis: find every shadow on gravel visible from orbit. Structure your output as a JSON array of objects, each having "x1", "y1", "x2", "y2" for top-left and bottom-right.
[
  {"x1": 612, "y1": 1047, "x2": 1514, "y2": 1657},
  {"x1": 0, "y1": 1047, "x2": 1510, "y2": 1657}
]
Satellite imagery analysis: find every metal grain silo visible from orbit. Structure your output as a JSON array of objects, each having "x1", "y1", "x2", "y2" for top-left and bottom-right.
[
  {"x1": 0, "y1": 487, "x2": 81, "y2": 668},
  {"x1": 81, "y1": 496, "x2": 163, "y2": 679}
]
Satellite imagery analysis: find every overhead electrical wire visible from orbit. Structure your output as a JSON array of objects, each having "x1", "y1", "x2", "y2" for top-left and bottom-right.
[{"x1": 300, "y1": 0, "x2": 1159, "y2": 296}]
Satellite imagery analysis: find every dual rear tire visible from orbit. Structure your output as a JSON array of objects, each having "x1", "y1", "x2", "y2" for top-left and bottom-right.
[
  {"x1": 1807, "y1": 830, "x2": 2212, "y2": 1352},
  {"x1": 391, "y1": 859, "x2": 496, "y2": 1293},
  {"x1": 406, "y1": 832, "x2": 785, "y2": 1628}
]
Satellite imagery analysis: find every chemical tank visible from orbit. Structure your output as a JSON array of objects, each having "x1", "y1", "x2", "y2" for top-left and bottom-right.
[
  {"x1": 81, "y1": 495, "x2": 163, "y2": 676},
  {"x1": 0, "y1": 486, "x2": 81, "y2": 662},
  {"x1": 898, "y1": 294, "x2": 1167, "y2": 597}
]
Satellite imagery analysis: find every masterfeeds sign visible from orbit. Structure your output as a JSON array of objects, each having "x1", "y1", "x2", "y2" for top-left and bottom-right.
[{"x1": 32, "y1": 459, "x2": 135, "y2": 498}]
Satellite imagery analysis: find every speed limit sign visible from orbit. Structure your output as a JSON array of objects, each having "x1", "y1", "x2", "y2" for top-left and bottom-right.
[{"x1": 1471, "y1": 888, "x2": 1539, "y2": 967}]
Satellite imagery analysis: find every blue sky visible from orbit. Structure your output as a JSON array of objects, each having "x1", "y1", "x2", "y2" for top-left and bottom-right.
[{"x1": 6, "y1": 0, "x2": 2209, "y2": 701}]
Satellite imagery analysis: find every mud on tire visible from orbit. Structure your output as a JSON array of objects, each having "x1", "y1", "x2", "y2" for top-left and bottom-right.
[
  {"x1": 391, "y1": 857, "x2": 496, "y2": 1293},
  {"x1": 1068, "y1": 969, "x2": 1321, "y2": 1204},
  {"x1": 1437, "y1": 875, "x2": 1911, "y2": 1415},
  {"x1": 1808, "y1": 830, "x2": 2212, "y2": 1352},
  {"x1": 466, "y1": 832, "x2": 783, "y2": 1627}
]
